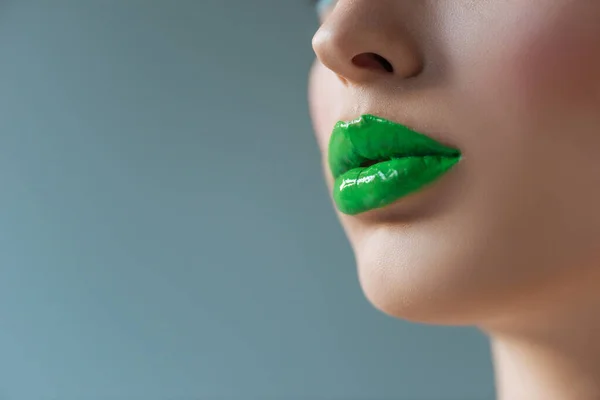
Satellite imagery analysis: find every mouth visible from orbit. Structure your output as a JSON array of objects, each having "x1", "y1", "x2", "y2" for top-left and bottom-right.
[{"x1": 328, "y1": 114, "x2": 461, "y2": 215}]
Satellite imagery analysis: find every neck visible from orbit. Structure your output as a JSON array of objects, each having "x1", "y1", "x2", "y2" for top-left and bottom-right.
[{"x1": 483, "y1": 274, "x2": 600, "y2": 400}]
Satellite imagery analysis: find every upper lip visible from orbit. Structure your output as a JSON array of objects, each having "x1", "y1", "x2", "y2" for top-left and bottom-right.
[{"x1": 328, "y1": 114, "x2": 461, "y2": 178}]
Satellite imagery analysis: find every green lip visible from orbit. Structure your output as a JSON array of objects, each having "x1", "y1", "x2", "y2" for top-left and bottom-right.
[{"x1": 328, "y1": 114, "x2": 461, "y2": 215}]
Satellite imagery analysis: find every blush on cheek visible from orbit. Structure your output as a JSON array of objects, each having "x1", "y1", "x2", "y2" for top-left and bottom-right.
[{"x1": 500, "y1": 5, "x2": 600, "y2": 111}]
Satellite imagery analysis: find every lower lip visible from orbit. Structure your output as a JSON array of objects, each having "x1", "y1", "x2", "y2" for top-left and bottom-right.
[{"x1": 333, "y1": 155, "x2": 460, "y2": 215}]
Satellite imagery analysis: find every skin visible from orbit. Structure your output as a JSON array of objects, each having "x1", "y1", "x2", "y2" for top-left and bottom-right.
[{"x1": 308, "y1": 1, "x2": 600, "y2": 398}]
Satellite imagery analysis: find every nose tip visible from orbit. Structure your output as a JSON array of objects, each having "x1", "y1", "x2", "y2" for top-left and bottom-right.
[{"x1": 311, "y1": 4, "x2": 422, "y2": 85}]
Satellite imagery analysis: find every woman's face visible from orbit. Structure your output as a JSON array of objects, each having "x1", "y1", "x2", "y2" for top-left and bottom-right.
[{"x1": 309, "y1": 0, "x2": 600, "y2": 324}]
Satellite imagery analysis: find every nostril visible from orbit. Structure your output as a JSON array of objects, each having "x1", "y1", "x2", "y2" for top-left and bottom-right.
[{"x1": 352, "y1": 52, "x2": 394, "y2": 73}]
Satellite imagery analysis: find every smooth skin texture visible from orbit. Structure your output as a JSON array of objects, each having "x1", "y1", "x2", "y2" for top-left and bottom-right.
[{"x1": 308, "y1": 1, "x2": 600, "y2": 399}]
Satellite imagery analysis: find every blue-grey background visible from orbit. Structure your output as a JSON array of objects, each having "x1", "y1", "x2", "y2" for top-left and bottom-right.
[{"x1": 0, "y1": 1, "x2": 494, "y2": 399}]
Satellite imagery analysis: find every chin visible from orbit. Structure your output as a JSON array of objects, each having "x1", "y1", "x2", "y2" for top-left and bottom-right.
[
  {"x1": 348, "y1": 223, "x2": 480, "y2": 326},
  {"x1": 345, "y1": 203, "x2": 600, "y2": 328},
  {"x1": 330, "y1": 166, "x2": 496, "y2": 326},
  {"x1": 336, "y1": 189, "x2": 538, "y2": 327},
  {"x1": 353, "y1": 248, "x2": 506, "y2": 326}
]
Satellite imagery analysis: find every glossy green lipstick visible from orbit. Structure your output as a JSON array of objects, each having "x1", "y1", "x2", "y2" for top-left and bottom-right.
[{"x1": 328, "y1": 114, "x2": 461, "y2": 215}]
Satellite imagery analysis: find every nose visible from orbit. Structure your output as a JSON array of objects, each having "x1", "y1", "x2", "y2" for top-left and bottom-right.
[{"x1": 312, "y1": 1, "x2": 423, "y2": 85}]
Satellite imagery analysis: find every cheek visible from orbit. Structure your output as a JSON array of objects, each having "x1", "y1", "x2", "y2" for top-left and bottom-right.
[
  {"x1": 308, "y1": 61, "x2": 343, "y2": 155},
  {"x1": 461, "y1": 1, "x2": 600, "y2": 116},
  {"x1": 505, "y1": 6, "x2": 600, "y2": 113}
]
